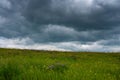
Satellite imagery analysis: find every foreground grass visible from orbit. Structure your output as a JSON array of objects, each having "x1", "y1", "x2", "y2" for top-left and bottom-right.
[{"x1": 0, "y1": 48, "x2": 120, "y2": 80}]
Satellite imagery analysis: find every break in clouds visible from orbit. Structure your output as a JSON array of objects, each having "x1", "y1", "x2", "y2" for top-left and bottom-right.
[{"x1": 0, "y1": 0, "x2": 120, "y2": 52}]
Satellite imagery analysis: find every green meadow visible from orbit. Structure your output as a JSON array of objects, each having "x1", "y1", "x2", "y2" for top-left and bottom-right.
[{"x1": 0, "y1": 48, "x2": 120, "y2": 80}]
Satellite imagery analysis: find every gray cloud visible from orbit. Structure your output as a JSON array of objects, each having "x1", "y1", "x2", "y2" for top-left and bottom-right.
[
  {"x1": 0, "y1": 0, "x2": 120, "y2": 51},
  {"x1": 23, "y1": 0, "x2": 120, "y2": 30},
  {"x1": 0, "y1": 37, "x2": 120, "y2": 52}
]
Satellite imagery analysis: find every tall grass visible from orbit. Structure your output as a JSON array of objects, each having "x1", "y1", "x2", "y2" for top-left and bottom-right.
[{"x1": 0, "y1": 48, "x2": 120, "y2": 80}]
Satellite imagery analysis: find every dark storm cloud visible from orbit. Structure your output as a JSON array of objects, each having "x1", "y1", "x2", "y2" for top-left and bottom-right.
[
  {"x1": 23, "y1": 0, "x2": 120, "y2": 30},
  {"x1": 21, "y1": 0, "x2": 120, "y2": 42},
  {"x1": 0, "y1": 0, "x2": 120, "y2": 51}
]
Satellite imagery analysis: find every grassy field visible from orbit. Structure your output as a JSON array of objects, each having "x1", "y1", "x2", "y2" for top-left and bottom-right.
[{"x1": 0, "y1": 48, "x2": 120, "y2": 80}]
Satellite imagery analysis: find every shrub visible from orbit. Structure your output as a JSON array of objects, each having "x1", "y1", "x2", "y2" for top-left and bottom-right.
[{"x1": 0, "y1": 63, "x2": 22, "y2": 80}]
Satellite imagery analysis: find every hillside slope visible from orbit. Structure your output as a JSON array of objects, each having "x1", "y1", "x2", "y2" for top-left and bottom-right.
[{"x1": 0, "y1": 48, "x2": 120, "y2": 80}]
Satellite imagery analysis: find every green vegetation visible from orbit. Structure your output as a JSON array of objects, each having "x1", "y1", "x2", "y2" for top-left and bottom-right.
[{"x1": 0, "y1": 48, "x2": 120, "y2": 80}]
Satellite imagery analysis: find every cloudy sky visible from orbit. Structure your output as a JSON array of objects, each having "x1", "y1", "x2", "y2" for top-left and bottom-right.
[{"x1": 0, "y1": 0, "x2": 120, "y2": 52}]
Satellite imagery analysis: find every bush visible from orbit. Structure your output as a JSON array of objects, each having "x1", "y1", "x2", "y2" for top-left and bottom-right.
[{"x1": 0, "y1": 63, "x2": 22, "y2": 80}]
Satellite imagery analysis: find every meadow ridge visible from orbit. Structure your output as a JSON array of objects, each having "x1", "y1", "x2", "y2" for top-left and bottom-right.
[{"x1": 0, "y1": 48, "x2": 120, "y2": 80}]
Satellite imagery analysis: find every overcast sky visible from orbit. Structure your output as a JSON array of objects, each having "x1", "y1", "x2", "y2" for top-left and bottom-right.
[{"x1": 0, "y1": 0, "x2": 120, "y2": 52}]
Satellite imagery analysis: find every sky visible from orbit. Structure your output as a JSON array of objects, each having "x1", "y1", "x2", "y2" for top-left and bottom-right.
[{"x1": 0, "y1": 0, "x2": 120, "y2": 52}]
